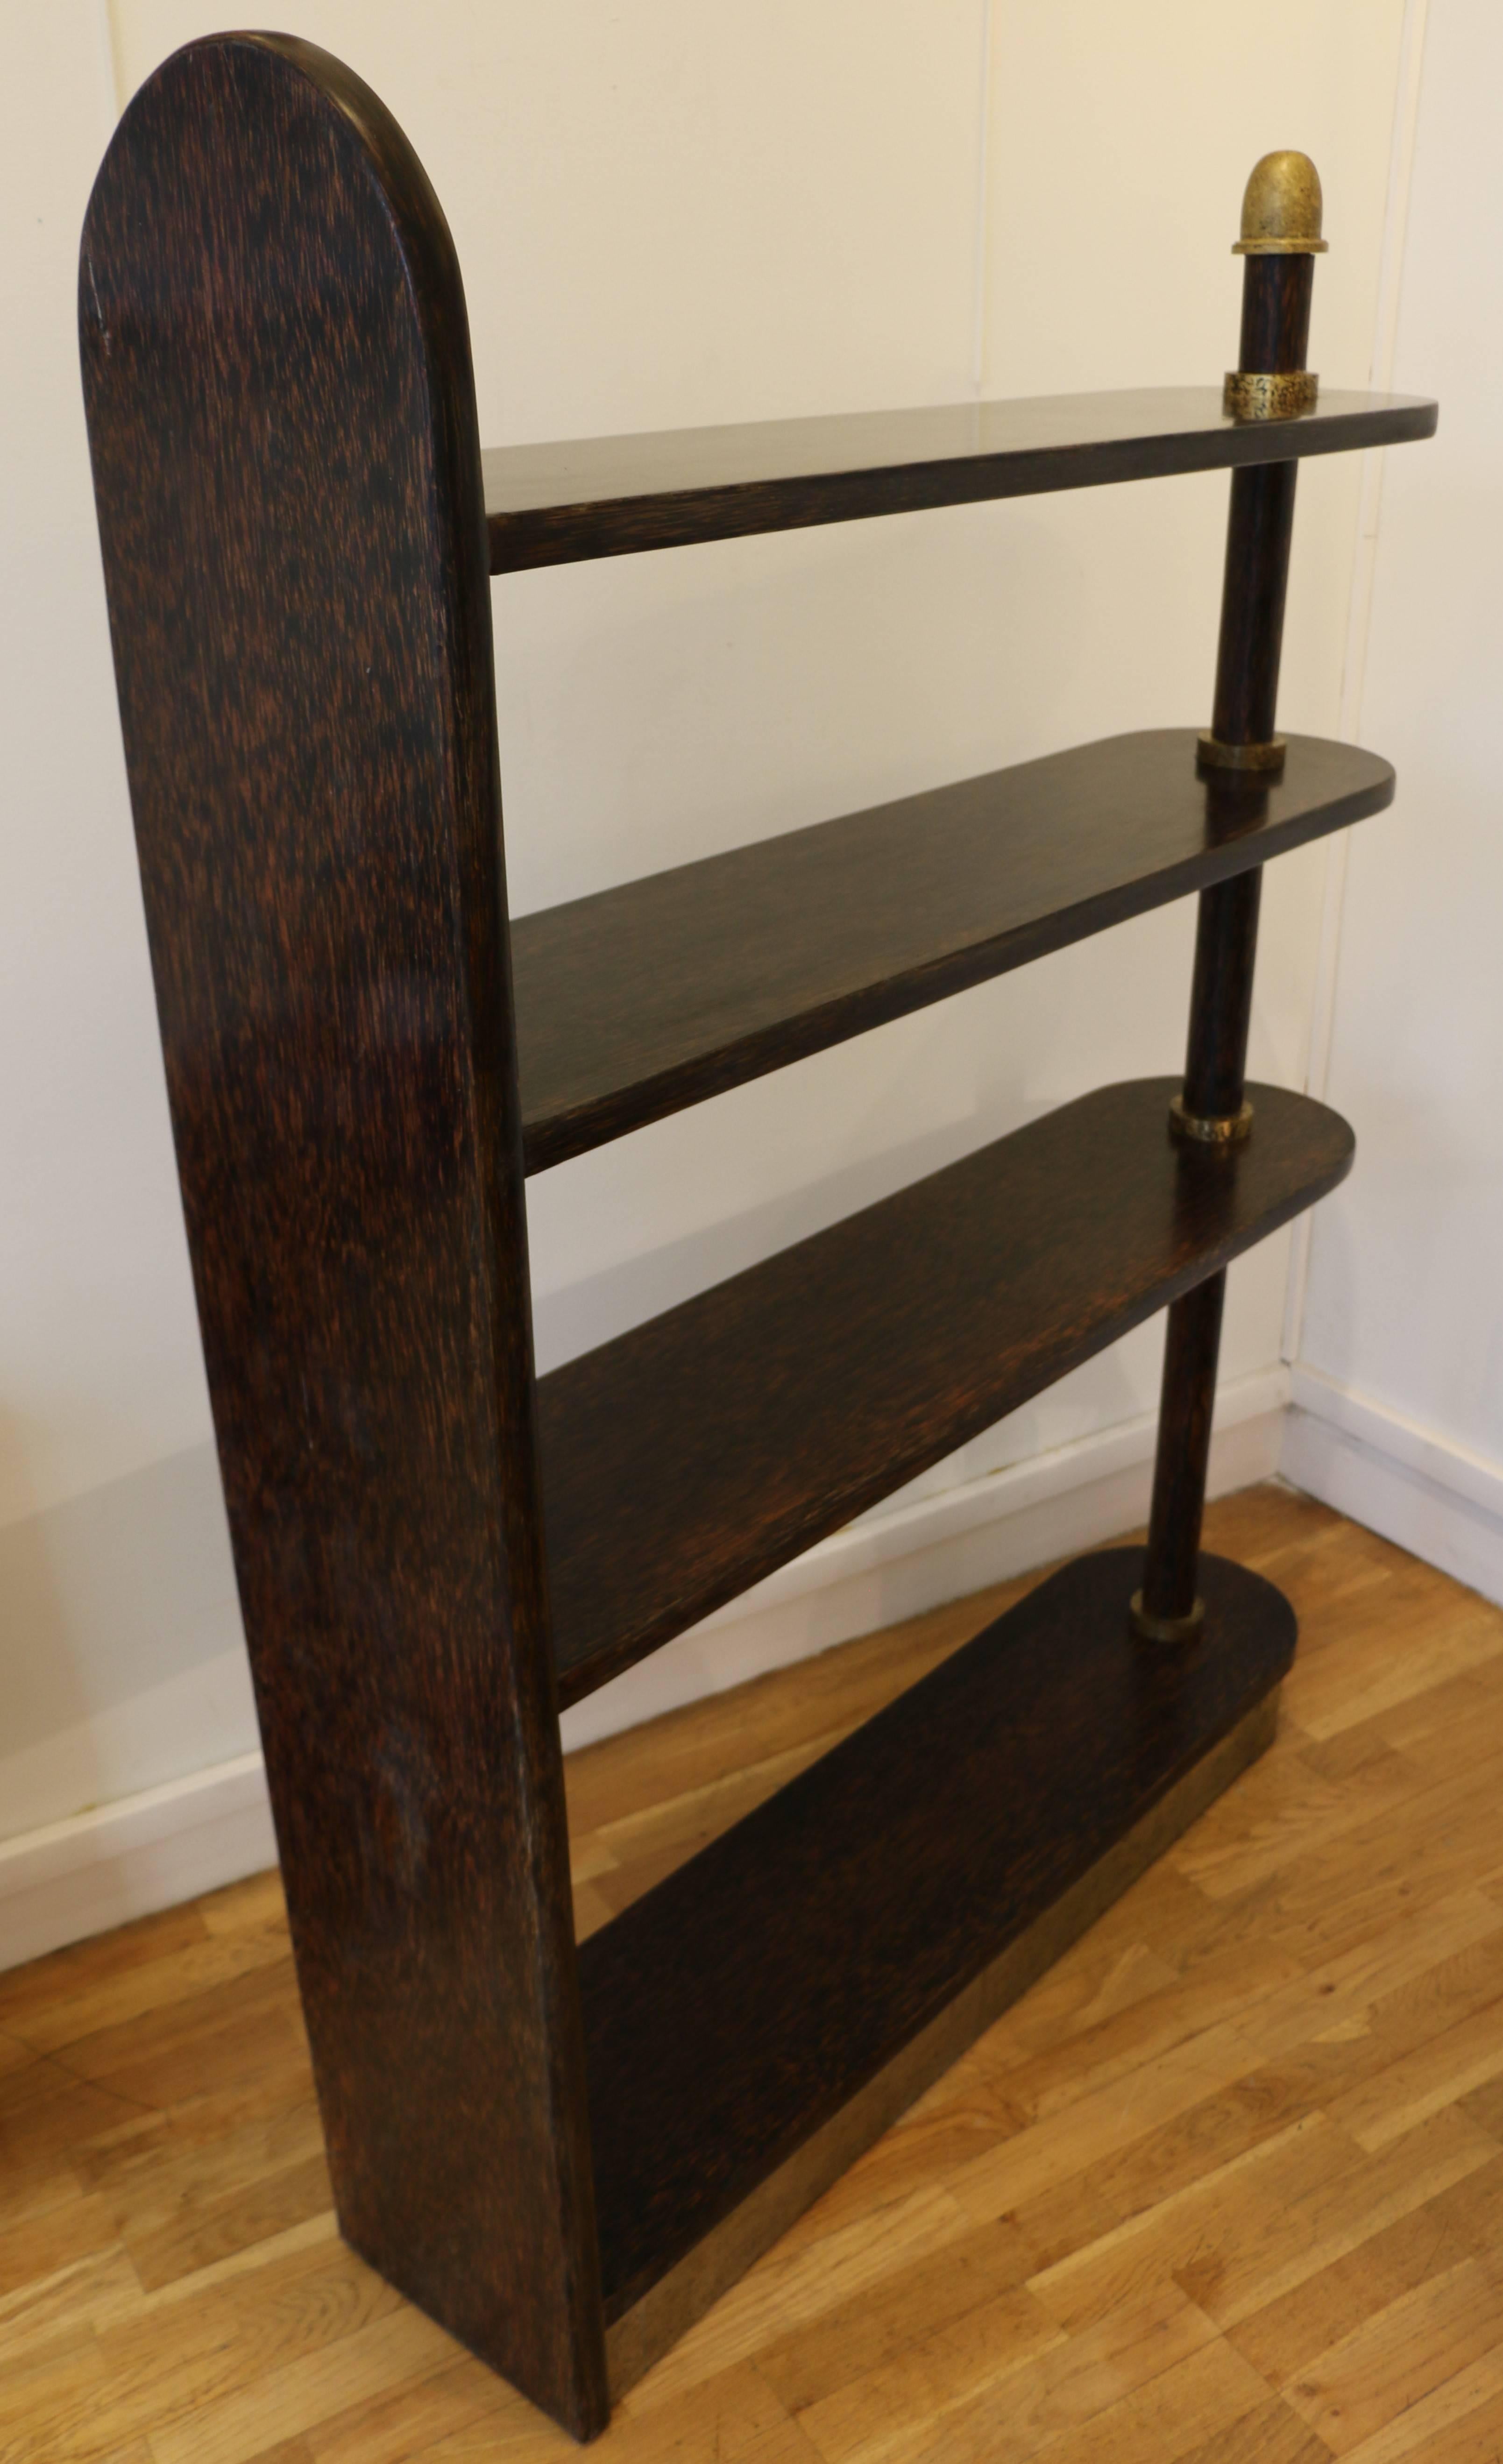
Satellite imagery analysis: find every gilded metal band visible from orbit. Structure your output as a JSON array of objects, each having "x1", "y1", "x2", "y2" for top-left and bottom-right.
[
  {"x1": 1223, "y1": 369, "x2": 1319, "y2": 420},
  {"x1": 1129, "y1": 1590, "x2": 1205, "y2": 1645},
  {"x1": 1232, "y1": 236, "x2": 1327, "y2": 256},
  {"x1": 1169, "y1": 1094, "x2": 1255, "y2": 1146},
  {"x1": 1197, "y1": 730, "x2": 1286, "y2": 774}
]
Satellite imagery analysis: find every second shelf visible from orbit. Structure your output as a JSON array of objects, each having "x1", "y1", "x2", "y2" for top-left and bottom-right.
[
  {"x1": 512, "y1": 730, "x2": 1391, "y2": 1173},
  {"x1": 538, "y1": 1075, "x2": 1352, "y2": 1704}
]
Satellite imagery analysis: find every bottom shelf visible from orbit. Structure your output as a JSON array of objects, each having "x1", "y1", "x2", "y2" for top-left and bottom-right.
[{"x1": 579, "y1": 1544, "x2": 1294, "y2": 2391}]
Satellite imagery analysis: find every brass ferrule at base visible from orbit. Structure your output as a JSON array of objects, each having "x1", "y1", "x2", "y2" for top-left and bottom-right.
[
  {"x1": 1130, "y1": 1589, "x2": 1205, "y2": 1645},
  {"x1": 1197, "y1": 730, "x2": 1286, "y2": 776},
  {"x1": 1169, "y1": 1094, "x2": 1255, "y2": 1146},
  {"x1": 1223, "y1": 369, "x2": 1319, "y2": 421}
]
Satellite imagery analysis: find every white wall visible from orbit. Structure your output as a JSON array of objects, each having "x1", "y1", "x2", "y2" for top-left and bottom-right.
[
  {"x1": 1284, "y1": 0, "x2": 1503, "y2": 1600},
  {"x1": 0, "y1": 1, "x2": 1442, "y2": 1957},
  {"x1": 0, "y1": 9, "x2": 261, "y2": 1875}
]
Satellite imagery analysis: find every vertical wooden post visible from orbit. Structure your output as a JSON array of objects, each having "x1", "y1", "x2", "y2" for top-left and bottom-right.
[
  {"x1": 80, "y1": 35, "x2": 609, "y2": 2437},
  {"x1": 1134, "y1": 152, "x2": 1327, "y2": 1643}
]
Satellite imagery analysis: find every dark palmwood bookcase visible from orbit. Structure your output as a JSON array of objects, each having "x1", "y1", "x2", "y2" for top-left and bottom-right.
[{"x1": 79, "y1": 34, "x2": 1437, "y2": 2441}]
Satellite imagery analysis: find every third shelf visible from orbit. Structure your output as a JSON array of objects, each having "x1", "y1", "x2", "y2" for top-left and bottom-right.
[{"x1": 539, "y1": 1075, "x2": 1352, "y2": 1705}]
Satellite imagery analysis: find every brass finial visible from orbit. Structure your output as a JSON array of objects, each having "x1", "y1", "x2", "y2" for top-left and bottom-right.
[{"x1": 1233, "y1": 151, "x2": 1327, "y2": 255}]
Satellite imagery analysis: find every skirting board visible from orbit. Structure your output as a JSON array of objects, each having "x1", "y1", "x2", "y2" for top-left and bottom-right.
[
  {"x1": 0, "y1": 1754, "x2": 276, "y2": 1975},
  {"x1": 0, "y1": 1369, "x2": 1287, "y2": 1974},
  {"x1": 1283, "y1": 1364, "x2": 1503, "y2": 1610}
]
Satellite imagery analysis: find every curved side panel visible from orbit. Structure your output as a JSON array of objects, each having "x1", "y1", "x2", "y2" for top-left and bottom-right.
[{"x1": 80, "y1": 35, "x2": 607, "y2": 2435}]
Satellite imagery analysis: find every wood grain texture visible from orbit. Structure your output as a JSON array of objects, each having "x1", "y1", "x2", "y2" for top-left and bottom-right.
[
  {"x1": 540, "y1": 1077, "x2": 1352, "y2": 1706},
  {"x1": 77, "y1": 41, "x2": 1422, "y2": 2443},
  {"x1": 483, "y1": 387, "x2": 1437, "y2": 569},
  {"x1": 1140, "y1": 1271, "x2": 1227, "y2": 1625},
  {"x1": 514, "y1": 730, "x2": 1390, "y2": 1174},
  {"x1": 1238, "y1": 249, "x2": 1315, "y2": 375},
  {"x1": 1182, "y1": 867, "x2": 1264, "y2": 1126},
  {"x1": 7, "y1": 1489, "x2": 1503, "y2": 2464},
  {"x1": 603, "y1": 1701, "x2": 1283, "y2": 2399},
  {"x1": 79, "y1": 34, "x2": 608, "y2": 2435},
  {"x1": 1144, "y1": 250, "x2": 1318, "y2": 1629},
  {"x1": 1211, "y1": 265, "x2": 1313, "y2": 755},
  {"x1": 584, "y1": 1544, "x2": 1294, "y2": 2339}
]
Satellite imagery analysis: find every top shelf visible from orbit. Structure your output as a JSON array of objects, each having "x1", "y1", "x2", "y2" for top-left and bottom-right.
[{"x1": 483, "y1": 386, "x2": 1437, "y2": 571}]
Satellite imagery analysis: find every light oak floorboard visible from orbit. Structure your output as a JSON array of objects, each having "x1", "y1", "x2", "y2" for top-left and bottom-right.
[{"x1": 0, "y1": 1486, "x2": 1501, "y2": 2458}]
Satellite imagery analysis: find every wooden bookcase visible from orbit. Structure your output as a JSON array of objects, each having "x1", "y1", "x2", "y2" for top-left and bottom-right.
[{"x1": 79, "y1": 34, "x2": 1438, "y2": 2442}]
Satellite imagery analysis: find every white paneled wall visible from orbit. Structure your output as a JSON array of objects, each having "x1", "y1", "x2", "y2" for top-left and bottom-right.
[
  {"x1": 1286, "y1": 0, "x2": 1503, "y2": 1600},
  {"x1": 0, "y1": 7, "x2": 262, "y2": 1928},
  {"x1": 4, "y1": 2, "x2": 1477, "y2": 1962},
  {"x1": 1, "y1": 10, "x2": 211, "y2": 1531}
]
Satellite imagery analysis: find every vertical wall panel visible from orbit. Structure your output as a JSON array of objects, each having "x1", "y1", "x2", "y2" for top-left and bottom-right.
[{"x1": 1300, "y1": 0, "x2": 1503, "y2": 1479}]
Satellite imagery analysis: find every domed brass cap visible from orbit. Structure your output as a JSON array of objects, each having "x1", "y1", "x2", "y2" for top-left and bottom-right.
[{"x1": 1233, "y1": 151, "x2": 1327, "y2": 255}]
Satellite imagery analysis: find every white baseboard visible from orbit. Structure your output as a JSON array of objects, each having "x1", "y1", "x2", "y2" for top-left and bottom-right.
[
  {"x1": 12, "y1": 1363, "x2": 1496, "y2": 1979},
  {"x1": 1282, "y1": 1365, "x2": 1503, "y2": 1609},
  {"x1": 0, "y1": 1753, "x2": 276, "y2": 1974},
  {"x1": 0, "y1": 1370, "x2": 1288, "y2": 1974}
]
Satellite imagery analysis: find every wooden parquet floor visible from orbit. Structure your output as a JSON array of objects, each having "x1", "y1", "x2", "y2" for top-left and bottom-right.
[{"x1": 5, "y1": 1482, "x2": 1503, "y2": 2462}]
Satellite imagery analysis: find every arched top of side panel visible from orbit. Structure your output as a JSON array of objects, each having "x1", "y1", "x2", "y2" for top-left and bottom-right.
[{"x1": 79, "y1": 33, "x2": 513, "y2": 1267}]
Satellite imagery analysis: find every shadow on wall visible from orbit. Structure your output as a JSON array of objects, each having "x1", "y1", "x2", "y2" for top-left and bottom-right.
[
  {"x1": 0, "y1": 1408, "x2": 87, "y2": 1826},
  {"x1": 0, "y1": 1437, "x2": 256, "y2": 1844},
  {"x1": 529, "y1": 1088, "x2": 1056, "y2": 1374}
]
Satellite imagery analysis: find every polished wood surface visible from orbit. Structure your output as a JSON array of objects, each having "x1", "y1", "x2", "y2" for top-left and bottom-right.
[
  {"x1": 1238, "y1": 248, "x2": 1316, "y2": 374},
  {"x1": 7, "y1": 1489, "x2": 1503, "y2": 2464},
  {"x1": 1141, "y1": 248, "x2": 1316, "y2": 1632},
  {"x1": 80, "y1": 35, "x2": 608, "y2": 2434},
  {"x1": 585, "y1": 1546, "x2": 1294, "y2": 2338},
  {"x1": 483, "y1": 388, "x2": 1437, "y2": 569},
  {"x1": 1211, "y1": 258, "x2": 1313, "y2": 754},
  {"x1": 1140, "y1": 1273, "x2": 1227, "y2": 1623},
  {"x1": 514, "y1": 731, "x2": 1392, "y2": 1175},
  {"x1": 603, "y1": 1693, "x2": 1281, "y2": 2401},
  {"x1": 1182, "y1": 867, "x2": 1265, "y2": 1126},
  {"x1": 539, "y1": 1078, "x2": 1352, "y2": 1706},
  {"x1": 80, "y1": 46, "x2": 1434, "y2": 2438}
]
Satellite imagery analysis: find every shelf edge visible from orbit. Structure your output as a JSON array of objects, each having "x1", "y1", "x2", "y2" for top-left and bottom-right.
[
  {"x1": 489, "y1": 397, "x2": 1437, "y2": 572},
  {"x1": 582, "y1": 1544, "x2": 1294, "y2": 2347},
  {"x1": 546, "y1": 1079, "x2": 1352, "y2": 1708},
  {"x1": 519, "y1": 735, "x2": 1393, "y2": 1175},
  {"x1": 606, "y1": 1684, "x2": 1279, "y2": 2390}
]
